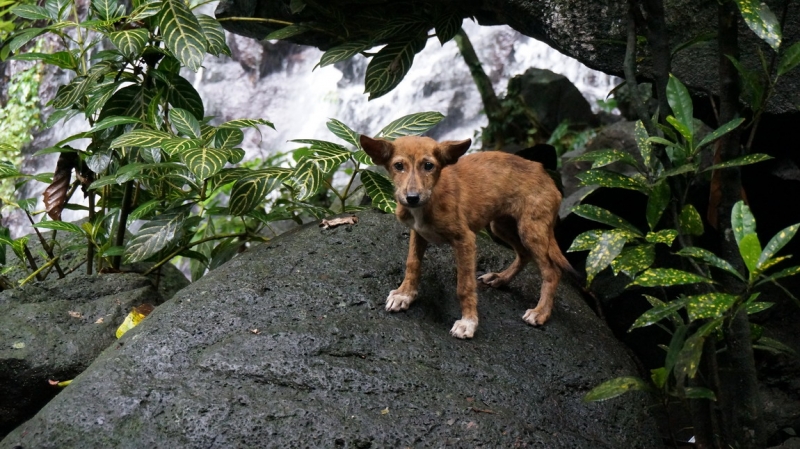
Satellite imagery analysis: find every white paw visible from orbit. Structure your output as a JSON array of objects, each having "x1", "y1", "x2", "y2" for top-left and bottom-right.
[
  {"x1": 449, "y1": 318, "x2": 478, "y2": 339},
  {"x1": 478, "y1": 273, "x2": 505, "y2": 288},
  {"x1": 522, "y1": 308, "x2": 547, "y2": 326},
  {"x1": 385, "y1": 289, "x2": 415, "y2": 312}
]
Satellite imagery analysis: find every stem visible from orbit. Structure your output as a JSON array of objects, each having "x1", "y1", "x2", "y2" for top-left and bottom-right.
[
  {"x1": 642, "y1": 0, "x2": 672, "y2": 122},
  {"x1": 454, "y1": 29, "x2": 503, "y2": 148},
  {"x1": 340, "y1": 162, "x2": 361, "y2": 211},
  {"x1": 624, "y1": 0, "x2": 657, "y2": 136},
  {"x1": 19, "y1": 256, "x2": 60, "y2": 286},
  {"x1": 215, "y1": 17, "x2": 293, "y2": 26},
  {"x1": 22, "y1": 245, "x2": 40, "y2": 279},
  {"x1": 87, "y1": 188, "x2": 95, "y2": 275},
  {"x1": 112, "y1": 181, "x2": 134, "y2": 270},
  {"x1": 142, "y1": 232, "x2": 260, "y2": 276},
  {"x1": 25, "y1": 211, "x2": 65, "y2": 278}
]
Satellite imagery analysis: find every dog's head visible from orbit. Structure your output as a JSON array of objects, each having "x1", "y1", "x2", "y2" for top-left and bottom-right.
[{"x1": 360, "y1": 135, "x2": 471, "y2": 208}]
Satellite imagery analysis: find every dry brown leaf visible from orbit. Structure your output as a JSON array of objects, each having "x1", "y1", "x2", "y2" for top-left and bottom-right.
[
  {"x1": 67, "y1": 311, "x2": 82, "y2": 318},
  {"x1": 95, "y1": 317, "x2": 104, "y2": 324},
  {"x1": 319, "y1": 215, "x2": 358, "y2": 230},
  {"x1": 250, "y1": 328, "x2": 260, "y2": 334},
  {"x1": 44, "y1": 152, "x2": 79, "y2": 221}
]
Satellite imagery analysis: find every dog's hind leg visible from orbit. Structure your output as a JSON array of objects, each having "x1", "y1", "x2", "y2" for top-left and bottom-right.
[
  {"x1": 387, "y1": 230, "x2": 427, "y2": 311},
  {"x1": 519, "y1": 220, "x2": 562, "y2": 326},
  {"x1": 450, "y1": 233, "x2": 479, "y2": 339},
  {"x1": 479, "y1": 217, "x2": 531, "y2": 288}
]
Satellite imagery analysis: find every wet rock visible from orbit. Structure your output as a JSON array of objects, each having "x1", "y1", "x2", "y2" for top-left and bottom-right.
[
  {"x1": 0, "y1": 273, "x2": 165, "y2": 438},
  {"x1": 2, "y1": 211, "x2": 660, "y2": 448}
]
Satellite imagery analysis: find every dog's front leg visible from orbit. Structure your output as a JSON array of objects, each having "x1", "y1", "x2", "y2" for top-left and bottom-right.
[
  {"x1": 450, "y1": 233, "x2": 479, "y2": 339},
  {"x1": 386, "y1": 230, "x2": 428, "y2": 311}
]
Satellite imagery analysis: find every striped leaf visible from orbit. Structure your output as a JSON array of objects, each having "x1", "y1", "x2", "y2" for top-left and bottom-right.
[
  {"x1": 734, "y1": 0, "x2": 781, "y2": 51},
  {"x1": 124, "y1": 214, "x2": 185, "y2": 263},
  {"x1": 53, "y1": 73, "x2": 103, "y2": 109},
  {"x1": 110, "y1": 29, "x2": 149, "y2": 58},
  {"x1": 703, "y1": 153, "x2": 772, "y2": 172},
  {"x1": 229, "y1": 170, "x2": 289, "y2": 216},
  {"x1": 129, "y1": 1, "x2": 163, "y2": 21},
  {"x1": 318, "y1": 40, "x2": 371, "y2": 68},
  {"x1": 181, "y1": 147, "x2": 228, "y2": 180},
  {"x1": 326, "y1": 118, "x2": 361, "y2": 148},
  {"x1": 209, "y1": 127, "x2": 242, "y2": 149},
  {"x1": 0, "y1": 161, "x2": 22, "y2": 178},
  {"x1": 571, "y1": 204, "x2": 642, "y2": 236},
  {"x1": 570, "y1": 149, "x2": 639, "y2": 169},
  {"x1": 364, "y1": 35, "x2": 427, "y2": 100},
  {"x1": 8, "y1": 28, "x2": 46, "y2": 54},
  {"x1": 679, "y1": 204, "x2": 704, "y2": 236},
  {"x1": 224, "y1": 148, "x2": 245, "y2": 164},
  {"x1": 353, "y1": 150, "x2": 373, "y2": 165},
  {"x1": 33, "y1": 221, "x2": 85, "y2": 235},
  {"x1": 110, "y1": 129, "x2": 172, "y2": 148},
  {"x1": 583, "y1": 377, "x2": 652, "y2": 402},
  {"x1": 576, "y1": 169, "x2": 647, "y2": 192},
  {"x1": 629, "y1": 268, "x2": 713, "y2": 287},
  {"x1": 677, "y1": 246, "x2": 744, "y2": 280},
  {"x1": 218, "y1": 118, "x2": 275, "y2": 130},
  {"x1": 434, "y1": 14, "x2": 462, "y2": 45},
  {"x1": 90, "y1": 115, "x2": 143, "y2": 133},
  {"x1": 212, "y1": 168, "x2": 253, "y2": 187},
  {"x1": 91, "y1": 0, "x2": 122, "y2": 20},
  {"x1": 265, "y1": 24, "x2": 309, "y2": 40},
  {"x1": 360, "y1": 170, "x2": 396, "y2": 213},
  {"x1": 98, "y1": 84, "x2": 157, "y2": 121},
  {"x1": 646, "y1": 181, "x2": 670, "y2": 231},
  {"x1": 585, "y1": 230, "x2": 627, "y2": 284},
  {"x1": 158, "y1": 0, "x2": 207, "y2": 71},
  {"x1": 169, "y1": 108, "x2": 201, "y2": 137},
  {"x1": 11, "y1": 51, "x2": 78, "y2": 70},
  {"x1": 612, "y1": 244, "x2": 655, "y2": 277},
  {"x1": 162, "y1": 138, "x2": 203, "y2": 156},
  {"x1": 197, "y1": 14, "x2": 230, "y2": 57},
  {"x1": 292, "y1": 140, "x2": 351, "y2": 173},
  {"x1": 162, "y1": 74, "x2": 204, "y2": 118},
  {"x1": 686, "y1": 293, "x2": 739, "y2": 321},
  {"x1": 290, "y1": 157, "x2": 324, "y2": 201},
  {"x1": 377, "y1": 111, "x2": 445, "y2": 140},
  {"x1": 86, "y1": 80, "x2": 123, "y2": 118},
  {"x1": 129, "y1": 199, "x2": 162, "y2": 221},
  {"x1": 666, "y1": 75, "x2": 694, "y2": 143},
  {"x1": 758, "y1": 224, "x2": 800, "y2": 270},
  {"x1": 11, "y1": 4, "x2": 51, "y2": 20},
  {"x1": 373, "y1": 17, "x2": 427, "y2": 42}
]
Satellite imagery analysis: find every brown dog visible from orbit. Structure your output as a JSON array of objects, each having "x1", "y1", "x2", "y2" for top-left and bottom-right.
[{"x1": 360, "y1": 135, "x2": 572, "y2": 339}]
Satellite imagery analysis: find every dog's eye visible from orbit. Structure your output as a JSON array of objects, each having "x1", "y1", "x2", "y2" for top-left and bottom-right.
[
  {"x1": 393, "y1": 162, "x2": 404, "y2": 171},
  {"x1": 423, "y1": 162, "x2": 434, "y2": 171}
]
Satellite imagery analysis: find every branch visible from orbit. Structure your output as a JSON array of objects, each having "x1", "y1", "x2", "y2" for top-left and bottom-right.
[{"x1": 624, "y1": 0, "x2": 658, "y2": 136}]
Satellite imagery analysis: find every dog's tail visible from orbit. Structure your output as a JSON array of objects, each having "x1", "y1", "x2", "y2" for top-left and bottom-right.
[{"x1": 549, "y1": 239, "x2": 582, "y2": 281}]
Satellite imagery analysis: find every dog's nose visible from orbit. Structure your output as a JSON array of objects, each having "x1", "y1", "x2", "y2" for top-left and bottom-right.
[{"x1": 406, "y1": 194, "x2": 420, "y2": 205}]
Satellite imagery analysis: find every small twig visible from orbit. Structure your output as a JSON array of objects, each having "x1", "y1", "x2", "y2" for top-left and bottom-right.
[
  {"x1": 19, "y1": 256, "x2": 60, "y2": 286},
  {"x1": 22, "y1": 245, "x2": 41, "y2": 279},
  {"x1": 470, "y1": 407, "x2": 497, "y2": 414},
  {"x1": 24, "y1": 211, "x2": 65, "y2": 278}
]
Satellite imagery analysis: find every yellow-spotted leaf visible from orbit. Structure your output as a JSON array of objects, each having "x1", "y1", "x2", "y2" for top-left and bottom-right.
[
  {"x1": 181, "y1": 147, "x2": 228, "y2": 180},
  {"x1": 611, "y1": 244, "x2": 655, "y2": 277},
  {"x1": 570, "y1": 149, "x2": 639, "y2": 169},
  {"x1": 158, "y1": 0, "x2": 207, "y2": 72},
  {"x1": 629, "y1": 298, "x2": 685, "y2": 330},
  {"x1": 115, "y1": 304, "x2": 155, "y2": 338},
  {"x1": 645, "y1": 229, "x2": 677, "y2": 246},
  {"x1": 571, "y1": 204, "x2": 642, "y2": 236},
  {"x1": 666, "y1": 75, "x2": 693, "y2": 143},
  {"x1": 377, "y1": 112, "x2": 445, "y2": 140},
  {"x1": 757, "y1": 223, "x2": 799, "y2": 270},
  {"x1": 739, "y1": 233, "x2": 762, "y2": 275},
  {"x1": 696, "y1": 117, "x2": 745, "y2": 150},
  {"x1": 576, "y1": 169, "x2": 647, "y2": 192},
  {"x1": 629, "y1": 268, "x2": 713, "y2": 287},
  {"x1": 646, "y1": 181, "x2": 670, "y2": 231},
  {"x1": 567, "y1": 229, "x2": 603, "y2": 253},
  {"x1": 360, "y1": 170, "x2": 396, "y2": 213},
  {"x1": 686, "y1": 293, "x2": 738, "y2": 321},
  {"x1": 585, "y1": 231, "x2": 627, "y2": 284},
  {"x1": 679, "y1": 204, "x2": 704, "y2": 236},
  {"x1": 703, "y1": 153, "x2": 772, "y2": 172},
  {"x1": 583, "y1": 376, "x2": 652, "y2": 402},
  {"x1": 675, "y1": 319, "x2": 721, "y2": 382},
  {"x1": 734, "y1": 0, "x2": 781, "y2": 51},
  {"x1": 746, "y1": 301, "x2": 774, "y2": 315},
  {"x1": 677, "y1": 246, "x2": 744, "y2": 280}
]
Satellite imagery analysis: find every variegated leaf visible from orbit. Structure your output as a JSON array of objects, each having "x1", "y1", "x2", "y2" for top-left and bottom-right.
[
  {"x1": 571, "y1": 204, "x2": 642, "y2": 236},
  {"x1": 646, "y1": 181, "x2": 670, "y2": 231},
  {"x1": 353, "y1": 150, "x2": 373, "y2": 165},
  {"x1": 434, "y1": 14, "x2": 462, "y2": 45},
  {"x1": 677, "y1": 246, "x2": 744, "y2": 280},
  {"x1": 218, "y1": 118, "x2": 275, "y2": 130},
  {"x1": 162, "y1": 138, "x2": 203, "y2": 156},
  {"x1": 630, "y1": 298, "x2": 686, "y2": 330},
  {"x1": 11, "y1": 4, "x2": 51, "y2": 20},
  {"x1": 584, "y1": 376, "x2": 652, "y2": 402},
  {"x1": 629, "y1": 268, "x2": 713, "y2": 287},
  {"x1": 129, "y1": 1, "x2": 163, "y2": 21},
  {"x1": 110, "y1": 29, "x2": 149, "y2": 58},
  {"x1": 731, "y1": 201, "x2": 757, "y2": 246},
  {"x1": 666, "y1": 75, "x2": 693, "y2": 143},
  {"x1": 291, "y1": 157, "x2": 324, "y2": 201},
  {"x1": 686, "y1": 293, "x2": 739, "y2": 321},
  {"x1": 586, "y1": 230, "x2": 627, "y2": 284},
  {"x1": 612, "y1": 244, "x2": 655, "y2": 277},
  {"x1": 169, "y1": 107, "x2": 201, "y2": 137},
  {"x1": 679, "y1": 204, "x2": 704, "y2": 236},
  {"x1": 696, "y1": 118, "x2": 745, "y2": 150},
  {"x1": 734, "y1": 0, "x2": 782, "y2": 51},
  {"x1": 576, "y1": 169, "x2": 647, "y2": 192},
  {"x1": 377, "y1": 111, "x2": 445, "y2": 140},
  {"x1": 197, "y1": 14, "x2": 231, "y2": 57},
  {"x1": 568, "y1": 230, "x2": 604, "y2": 253},
  {"x1": 675, "y1": 319, "x2": 721, "y2": 382},
  {"x1": 265, "y1": 24, "x2": 309, "y2": 40},
  {"x1": 758, "y1": 224, "x2": 800, "y2": 270},
  {"x1": 229, "y1": 170, "x2": 287, "y2": 215},
  {"x1": 326, "y1": 118, "x2": 361, "y2": 148},
  {"x1": 645, "y1": 229, "x2": 678, "y2": 246},
  {"x1": 124, "y1": 214, "x2": 185, "y2": 263},
  {"x1": 110, "y1": 129, "x2": 172, "y2": 148},
  {"x1": 635, "y1": 120, "x2": 654, "y2": 170},
  {"x1": 703, "y1": 153, "x2": 773, "y2": 172},
  {"x1": 158, "y1": 0, "x2": 207, "y2": 71},
  {"x1": 98, "y1": 84, "x2": 157, "y2": 121},
  {"x1": 365, "y1": 35, "x2": 427, "y2": 100},
  {"x1": 161, "y1": 74, "x2": 204, "y2": 118},
  {"x1": 570, "y1": 149, "x2": 639, "y2": 169},
  {"x1": 360, "y1": 169, "x2": 396, "y2": 213},
  {"x1": 318, "y1": 40, "x2": 371, "y2": 68},
  {"x1": 33, "y1": 221, "x2": 85, "y2": 235},
  {"x1": 181, "y1": 147, "x2": 228, "y2": 180}
]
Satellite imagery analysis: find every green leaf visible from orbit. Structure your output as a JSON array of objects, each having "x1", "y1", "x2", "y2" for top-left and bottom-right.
[
  {"x1": 169, "y1": 108, "x2": 201, "y2": 137},
  {"x1": 677, "y1": 247, "x2": 744, "y2": 280},
  {"x1": 86, "y1": 151, "x2": 112, "y2": 174},
  {"x1": 353, "y1": 150, "x2": 373, "y2": 166},
  {"x1": 696, "y1": 118, "x2": 745, "y2": 150},
  {"x1": 666, "y1": 75, "x2": 694, "y2": 143},
  {"x1": 11, "y1": 4, "x2": 51, "y2": 20},
  {"x1": 739, "y1": 233, "x2": 762, "y2": 275},
  {"x1": 326, "y1": 118, "x2": 361, "y2": 148},
  {"x1": 129, "y1": 1, "x2": 164, "y2": 21},
  {"x1": 646, "y1": 181, "x2": 670, "y2": 231},
  {"x1": 679, "y1": 204, "x2": 704, "y2": 236},
  {"x1": 377, "y1": 111, "x2": 445, "y2": 140},
  {"x1": 229, "y1": 169, "x2": 289, "y2": 216},
  {"x1": 666, "y1": 115, "x2": 692, "y2": 144},
  {"x1": 159, "y1": 75, "x2": 204, "y2": 118},
  {"x1": 585, "y1": 230, "x2": 627, "y2": 284},
  {"x1": 757, "y1": 224, "x2": 799, "y2": 270},
  {"x1": 583, "y1": 377, "x2": 652, "y2": 402},
  {"x1": 645, "y1": 229, "x2": 677, "y2": 246},
  {"x1": 197, "y1": 14, "x2": 231, "y2": 57},
  {"x1": 759, "y1": 265, "x2": 800, "y2": 284},
  {"x1": 10, "y1": 51, "x2": 77, "y2": 70},
  {"x1": 570, "y1": 149, "x2": 639, "y2": 169},
  {"x1": 213, "y1": 128, "x2": 244, "y2": 149},
  {"x1": 98, "y1": 84, "x2": 157, "y2": 121},
  {"x1": 567, "y1": 230, "x2": 604, "y2": 253},
  {"x1": 576, "y1": 169, "x2": 647, "y2": 192},
  {"x1": 91, "y1": 0, "x2": 122, "y2": 20},
  {"x1": 611, "y1": 244, "x2": 655, "y2": 277},
  {"x1": 360, "y1": 169, "x2": 396, "y2": 213},
  {"x1": 753, "y1": 336, "x2": 797, "y2": 356},
  {"x1": 110, "y1": 129, "x2": 172, "y2": 148},
  {"x1": 665, "y1": 325, "x2": 688, "y2": 373},
  {"x1": 90, "y1": 115, "x2": 143, "y2": 133},
  {"x1": 634, "y1": 120, "x2": 655, "y2": 170},
  {"x1": 650, "y1": 367, "x2": 668, "y2": 390},
  {"x1": 290, "y1": 157, "x2": 324, "y2": 201},
  {"x1": 124, "y1": 214, "x2": 185, "y2": 263},
  {"x1": 109, "y1": 29, "x2": 149, "y2": 59},
  {"x1": 778, "y1": 41, "x2": 800, "y2": 76},
  {"x1": 686, "y1": 293, "x2": 738, "y2": 321},
  {"x1": 289, "y1": 0, "x2": 305, "y2": 13},
  {"x1": 224, "y1": 148, "x2": 245, "y2": 164},
  {"x1": 265, "y1": 24, "x2": 309, "y2": 40},
  {"x1": 630, "y1": 298, "x2": 685, "y2": 330},
  {"x1": 675, "y1": 319, "x2": 721, "y2": 382},
  {"x1": 731, "y1": 201, "x2": 756, "y2": 246},
  {"x1": 571, "y1": 204, "x2": 642, "y2": 236},
  {"x1": 8, "y1": 28, "x2": 46, "y2": 54},
  {"x1": 129, "y1": 199, "x2": 162, "y2": 221},
  {"x1": 746, "y1": 301, "x2": 774, "y2": 315},
  {"x1": 318, "y1": 40, "x2": 371, "y2": 68},
  {"x1": 158, "y1": 0, "x2": 207, "y2": 71},
  {"x1": 684, "y1": 387, "x2": 717, "y2": 401},
  {"x1": 32, "y1": 221, "x2": 85, "y2": 235},
  {"x1": 434, "y1": 14, "x2": 462, "y2": 45},
  {"x1": 734, "y1": 0, "x2": 782, "y2": 51},
  {"x1": 181, "y1": 147, "x2": 228, "y2": 180},
  {"x1": 364, "y1": 35, "x2": 427, "y2": 100},
  {"x1": 703, "y1": 153, "x2": 773, "y2": 172},
  {"x1": 218, "y1": 118, "x2": 275, "y2": 130},
  {"x1": 629, "y1": 268, "x2": 713, "y2": 287},
  {"x1": 162, "y1": 138, "x2": 203, "y2": 156}
]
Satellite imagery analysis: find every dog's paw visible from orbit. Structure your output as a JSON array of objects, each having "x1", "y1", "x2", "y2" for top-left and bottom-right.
[
  {"x1": 449, "y1": 318, "x2": 478, "y2": 339},
  {"x1": 522, "y1": 308, "x2": 549, "y2": 326},
  {"x1": 478, "y1": 272, "x2": 508, "y2": 288},
  {"x1": 385, "y1": 289, "x2": 416, "y2": 312}
]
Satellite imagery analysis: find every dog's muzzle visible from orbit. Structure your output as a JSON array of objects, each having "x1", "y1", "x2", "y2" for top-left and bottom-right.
[{"x1": 405, "y1": 193, "x2": 420, "y2": 206}]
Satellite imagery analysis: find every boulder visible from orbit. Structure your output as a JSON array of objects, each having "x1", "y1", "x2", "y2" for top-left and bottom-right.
[
  {"x1": 2, "y1": 211, "x2": 660, "y2": 448},
  {"x1": 0, "y1": 273, "x2": 165, "y2": 438}
]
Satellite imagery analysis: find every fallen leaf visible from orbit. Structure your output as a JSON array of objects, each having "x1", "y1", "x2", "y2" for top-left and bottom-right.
[
  {"x1": 319, "y1": 215, "x2": 358, "y2": 230},
  {"x1": 68, "y1": 311, "x2": 82, "y2": 319},
  {"x1": 446, "y1": 419, "x2": 455, "y2": 426},
  {"x1": 95, "y1": 317, "x2": 104, "y2": 324},
  {"x1": 115, "y1": 303, "x2": 155, "y2": 339},
  {"x1": 380, "y1": 407, "x2": 389, "y2": 415},
  {"x1": 12, "y1": 341, "x2": 25, "y2": 349},
  {"x1": 48, "y1": 379, "x2": 72, "y2": 387},
  {"x1": 466, "y1": 421, "x2": 477, "y2": 430},
  {"x1": 250, "y1": 328, "x2": 260, "y2": 334}
]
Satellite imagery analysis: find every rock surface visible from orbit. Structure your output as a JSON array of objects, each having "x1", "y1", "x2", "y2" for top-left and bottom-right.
[
  {"x1": 0, "y1": 273, "x2": 165, "y2": 438},
  {"x1": 2, "y1": 211, "x2": 660, "y2": 448}
]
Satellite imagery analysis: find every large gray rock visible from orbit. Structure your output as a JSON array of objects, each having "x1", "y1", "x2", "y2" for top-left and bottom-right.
[
  {"x1": 215, "y1": 0, "x2": 799, "y2": 115},
  {"x1": 2, "y1": 211, "x2": 660, "y2": 448},
  {"x1": 0, "y1": 273, "x2": 165, "y2": 437}
]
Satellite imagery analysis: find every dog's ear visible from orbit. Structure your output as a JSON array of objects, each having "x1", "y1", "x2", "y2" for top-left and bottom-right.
[
  {"x1": 436, "y1": 139, "x2": 472, "y2": 165},
  {"x1": 360, "y1": 135, "x2": 393, "y2": 165}
]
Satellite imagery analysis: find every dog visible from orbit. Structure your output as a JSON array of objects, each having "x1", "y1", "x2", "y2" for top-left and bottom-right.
[{"x1": 360, "y1": 135, "x2": 573, "y2": 339}]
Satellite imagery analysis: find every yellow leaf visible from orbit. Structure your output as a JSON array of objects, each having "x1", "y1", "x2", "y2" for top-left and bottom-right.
[
  {"x1": 381, "y1": 407, "x2": 389, "y2": 415},
  {"x1": 115, "y1": 304, "x2": 154, "y2": 338}
]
